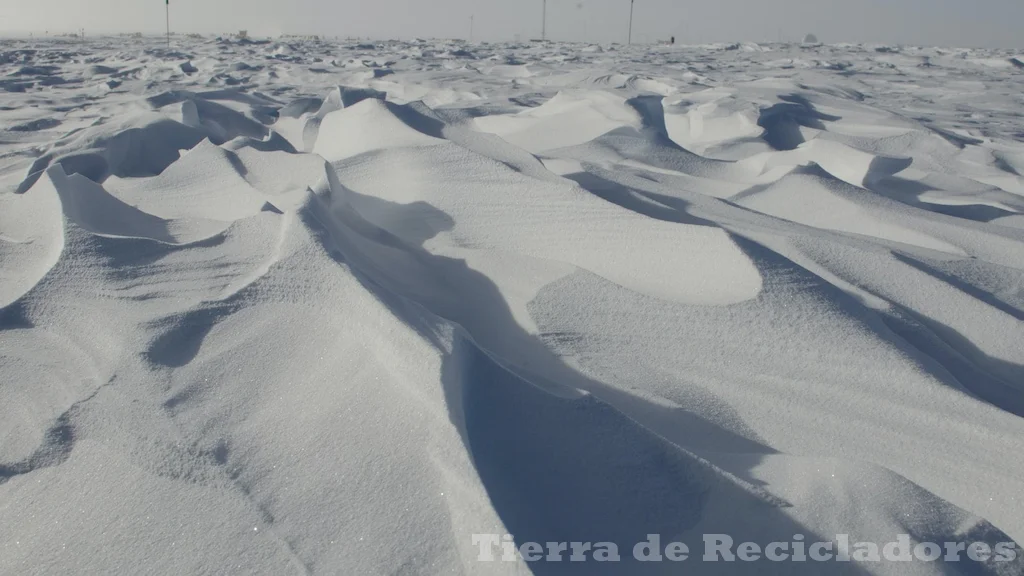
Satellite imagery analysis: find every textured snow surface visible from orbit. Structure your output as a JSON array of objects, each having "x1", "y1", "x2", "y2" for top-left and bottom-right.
[{"x1": 1, "y1": 36, "x2": 1024, "y2": 575}]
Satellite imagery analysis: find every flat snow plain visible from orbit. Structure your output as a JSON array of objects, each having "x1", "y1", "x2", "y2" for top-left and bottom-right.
[{"x1": 1, "y1": 35, "x2": 1024, "y2": 575}]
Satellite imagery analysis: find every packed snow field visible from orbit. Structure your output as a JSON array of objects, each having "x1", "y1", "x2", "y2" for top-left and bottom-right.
[{"x1": 1, "y1": 35, "x2": 1024, "y2": 575}]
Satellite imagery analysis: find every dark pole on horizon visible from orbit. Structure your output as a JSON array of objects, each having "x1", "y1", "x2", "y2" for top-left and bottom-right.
[
  {"x1": 165, "y1": 0, "x2": 170, "y2": 49},
  {"x1": 542, "y1": 0, "x2": 547, "y2": 40},
  {"x1": 628, "y1": 0, "x2": 635, "y2": 44},
  {"x1": 470, "y1": 14, "x2": 474, "y2": 42}
]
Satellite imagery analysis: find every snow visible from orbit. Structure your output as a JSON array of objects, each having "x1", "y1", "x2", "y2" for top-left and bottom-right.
[{"x1": 1, "y1": 35, "x2": 1023, "y2": 575}]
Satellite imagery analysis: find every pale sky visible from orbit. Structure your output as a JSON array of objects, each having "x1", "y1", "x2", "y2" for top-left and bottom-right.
[{"x1": 3, "y1": 0, "x2": 1022, "y2": 48}]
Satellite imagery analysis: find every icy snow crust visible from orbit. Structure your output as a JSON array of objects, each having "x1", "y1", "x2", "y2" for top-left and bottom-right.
[{"x1": 1, "y1": 36, "x2": 1023, "y2": 575}]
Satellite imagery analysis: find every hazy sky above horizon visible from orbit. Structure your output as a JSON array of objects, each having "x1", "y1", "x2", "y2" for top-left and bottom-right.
[{"x1": 4, "y1": 0, "x2": 1023, "y2": 48}]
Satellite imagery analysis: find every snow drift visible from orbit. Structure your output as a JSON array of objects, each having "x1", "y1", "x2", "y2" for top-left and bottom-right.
[{"x1": 1, "y1": 35, "x2": 1023, "y2": 576}]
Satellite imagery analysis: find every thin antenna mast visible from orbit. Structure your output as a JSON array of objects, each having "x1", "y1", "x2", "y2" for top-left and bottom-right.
[
  {"x1": 628, "y1": 0, "x2": 635, "y2": 44},
  {"x1": 542, "y1": 0, "x2": 547, "y2": 40},
  {"x1": 165, "y1": 0, "x2": 170, "y2": 48}
]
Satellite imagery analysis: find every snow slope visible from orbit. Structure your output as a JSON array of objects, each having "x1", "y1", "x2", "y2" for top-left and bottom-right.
[{"x1": 1, "y1": 35, "x2": 1024, "y2": 575}]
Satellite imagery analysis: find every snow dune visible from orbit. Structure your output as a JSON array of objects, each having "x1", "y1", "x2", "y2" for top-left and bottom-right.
[{"x1": 1, "y1": 36, "x2": 1023, "y2": 575}]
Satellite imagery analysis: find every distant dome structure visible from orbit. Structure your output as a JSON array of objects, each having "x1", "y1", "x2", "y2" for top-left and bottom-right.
[{"x1": 803, "y1": 33, "x2": 819, "y2": 44}]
